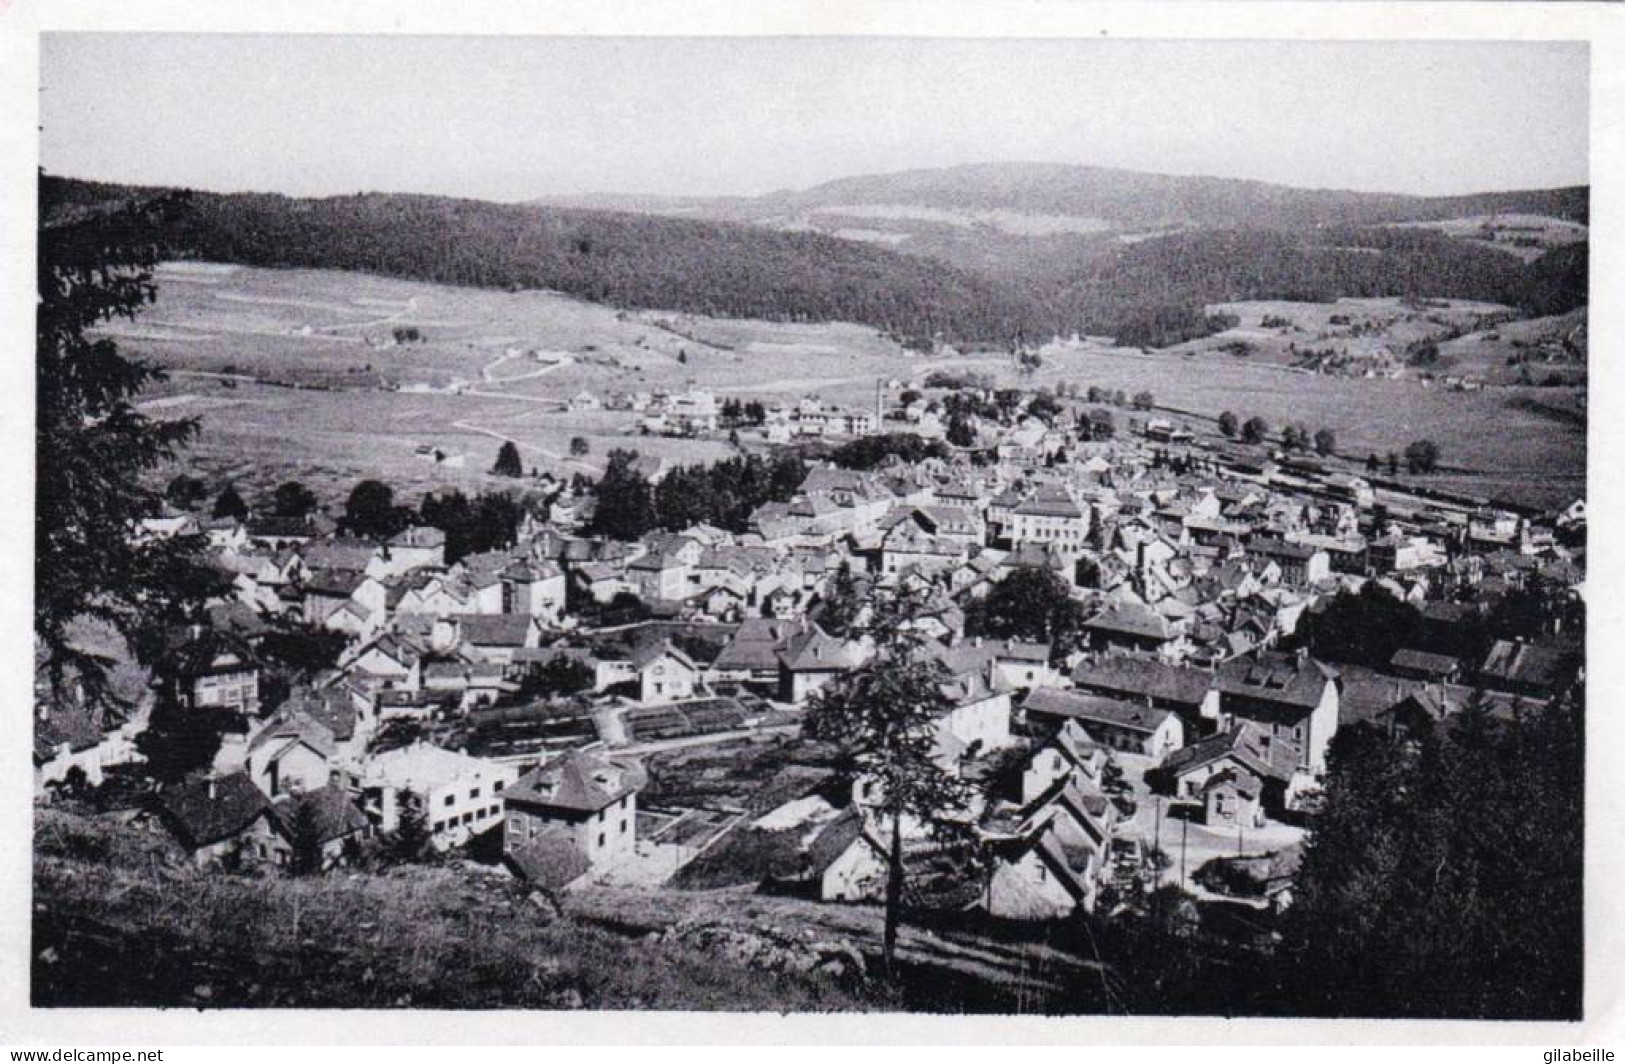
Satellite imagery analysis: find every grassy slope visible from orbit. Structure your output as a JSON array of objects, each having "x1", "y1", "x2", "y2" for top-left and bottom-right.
[{"x1": 32, "y1": 808, "x2": 866, "y2": 1010}]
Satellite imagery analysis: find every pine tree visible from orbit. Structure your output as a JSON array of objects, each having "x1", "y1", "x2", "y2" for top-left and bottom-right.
[
  {"x1": 390, "y1": 789, "x2": 431, "y2": 864},
  {"x1": 492, "y1": 440, "x2": 524, "y2": 478},
  {"x1": 590, "y1": 449, "x2": 658, "y2": 540},
  {"x1": 37, "y1": 175, "x2": 221, "y2": 704},
  {"x1": 288, "y1": 798, "x2": 327, "y2": 876},
  {"x1": 805, "y1": 584, "x2": 978, "y2": 975},
  {"x1": 818, "y1": 559, "x2": 864, "y2": 637},
  {"x1": 212, "y1": 483, "x2": 248, "y2": 520}
]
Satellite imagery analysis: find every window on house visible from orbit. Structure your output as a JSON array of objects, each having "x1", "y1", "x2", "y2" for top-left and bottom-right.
[
  {"x1": 470, "y1": 787, "x2": 481, "y2": 800},
  {"x1": 598, "y1": 833, "x2": 606, "y2": 848},
  {"x1": 443, "y1": 794, "x2": 454, "y2": 807}
]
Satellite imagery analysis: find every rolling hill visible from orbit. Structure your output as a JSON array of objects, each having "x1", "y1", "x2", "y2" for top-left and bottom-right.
[{"x1": 48, "y1": 167, "x2": 1588, "y2": 350}]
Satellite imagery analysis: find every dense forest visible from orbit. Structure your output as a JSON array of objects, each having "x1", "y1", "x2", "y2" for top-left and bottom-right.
[
  {"x1": 45, "y1": 175, "x2": 1588, "y2": 350},
  {"x1": 43, "y1": 177, "x2": 1038, "y2": 348},
  {"x1": 1056, "y1": 226, "x2": 1589, "y2": 343}
]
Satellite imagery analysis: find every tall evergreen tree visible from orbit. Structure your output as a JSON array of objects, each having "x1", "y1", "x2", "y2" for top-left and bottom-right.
[
  {"x1": 590, "y1": 449, "x2": 657, "y2": 541},
  {"x1": 491, "y1": 440, "x2": 524, "y2": 478},
  {"x1": 805, "y1": 584, "x2": 977, "y2": 975},
  {"x1": 817, "y1": 559, "x2": 864, "y2": 637},
  {"x1": 389, "y1": 789, "x2": 432, "y2": 865},
  {"x1": 37, "y1": 175, "x2": 219, "y2": 704},
  {"x1": 288, "y1": 799, "x2": 327, "y2": 877},
  {"x1": 212, "y1": 483, "x2": 248, "y2": 520}
]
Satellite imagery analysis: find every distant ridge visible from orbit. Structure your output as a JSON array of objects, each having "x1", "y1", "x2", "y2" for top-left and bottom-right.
[
  {"x1": 49, "y1": 166, "x2": 1587, "y2": 350},
  {"x1": 537, "y1": 161, "x2": 1589, "y2": 231}
]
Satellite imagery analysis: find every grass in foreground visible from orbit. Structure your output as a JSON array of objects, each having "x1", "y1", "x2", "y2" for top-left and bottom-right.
[{"x1": 32, "y1": 808, "x2": 869, "y2": 1010}]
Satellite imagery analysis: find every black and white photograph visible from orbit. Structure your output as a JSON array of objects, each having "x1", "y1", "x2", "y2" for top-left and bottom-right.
[{"x1": 12, "y1": 3, "x2": 1613, "y2": 1043}]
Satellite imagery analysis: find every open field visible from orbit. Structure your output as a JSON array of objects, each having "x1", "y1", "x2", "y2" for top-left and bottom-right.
[
  {"x1": 1433, "y1": 307, "x2": 1588, "y2": 385},
  {"x1": 111, "y1": 265, "x2": 1583, "y2": 512},
  {"x1": 1158, "y1": 296, "x2": 1518, "y2": 375},
  {"x1": 1391, "y1": 213, "x2": 1589, "y2": 264},
  {"x1": 1022, "y1": 345, "x2": 1585, "y2": 511}
]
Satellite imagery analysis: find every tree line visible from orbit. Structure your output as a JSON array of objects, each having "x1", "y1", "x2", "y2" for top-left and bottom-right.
[
  {"x1": 47, "y1": 177, "x2": 1585, "y2": 358},
  {"x1": 589, "y1": 449, "x2": 808, "y2": 540}
]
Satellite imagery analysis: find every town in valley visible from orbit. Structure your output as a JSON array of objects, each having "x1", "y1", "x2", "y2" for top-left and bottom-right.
[{"x1": 33, "y1": 34, "x2": 1587, "y2": 1019}]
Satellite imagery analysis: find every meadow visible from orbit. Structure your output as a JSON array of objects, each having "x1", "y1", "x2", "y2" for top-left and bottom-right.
[{"x1": 115, "y1": 265, "x2": 1584, "y2": 512}]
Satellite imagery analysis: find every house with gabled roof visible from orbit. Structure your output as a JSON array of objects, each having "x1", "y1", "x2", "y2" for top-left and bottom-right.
[
  {"x1": 302, "y1": 537, "x2": 385, "y2": 580},
  {"x1": 157, "y1": 771, "x2": 276, "y2": 866},
  {"x1": 630, "y1": 640, "x2": 701, "y2": 704},
  {"x1": 1201, "y1": 766, "x2": 1265, "y2": 829},
  {"x1": 157, "y1": 628, "x2": 261, "y2": 716},
  {"x1": 981, "y1": 809, "x2": 1107, "y2": 920},
  {"x1": 1388, "y1": 648, "x2": 1463, "y2": 684},
  {"x1": 1214, "y1": 649, "x2": 1339, "y2": 773},
  {"x1": 1070, "y1": 656, "x2": 1220, "y2": 736},
  {"x1": 710, "y1": 618, "x2": 798, "y2": 686},
  {"x1": 933, "y1": 662, "x2": 1014, "y2": 761},
  {"x1": 1008, "y1": 485, "x2": 1090, "y2": 556},
  {"x1": 803, "y1": 807, "x2": 889, "y2": 903},
  {"x1": 503, "y1": 746, "x2": 646, "y2": 873},
  {"x1": 382, "y1": 525, "x2": 447, "y2": 575},
  {"x1": 341, "y1": 632, "x2": 424, "y2": 692},
  {"x1": 1081, "y1": 599, "x2": 1182, "y2": 657},
  {"x1": 628, "y1": 547, "x2": 692, "y2": 602},
  {"x1": 263, "y1": 785, "x2": 372, "y2": 870},
  {"x1": 452, "y1": 612, "x2": 542, "y2": 664},
  {"x1": 245, "y1": 707, "x2": 336, "y2": 798},
  {"x1": 1155, "y1": 721, "x2": 1305, "y2": 815},
  {"x1": 1021, "y1": 719, "x2": 1105, "y2": 803},
  {"x1": 302, "y1": 567, "x2": 369, "y2": 627},
  {"x1": 1478, "y1": 639, "x2": 1578, "y2": 701},
  {"x1": 1020, "y1": 687, "x2": 1184, "y2": 758},
  {"x1": 776, "y1": 623, "x2": 863, "y2": 704}
]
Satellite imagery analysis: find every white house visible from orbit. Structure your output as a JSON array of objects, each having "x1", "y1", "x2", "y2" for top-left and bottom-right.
[{"x1": 356, "y1": 741, "x2": 518, "y2": 850}]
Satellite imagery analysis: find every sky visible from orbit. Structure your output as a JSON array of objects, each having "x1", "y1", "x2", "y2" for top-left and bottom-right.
[{"x1": 39, "y1": 35, "x2": 1589, "y2": 201}]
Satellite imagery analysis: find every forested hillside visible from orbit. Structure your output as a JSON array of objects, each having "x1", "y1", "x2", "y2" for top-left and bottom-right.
[
  {"x1": 47, "y1": 175, "x2": 1587, "y2": 350},
  {"x1": 43, "y1": 177, "x2": 1040, "y2": 347},
  {"x1": 1058, "y1": 227, "x2": 1588, "y2": 345},
  {"x1": 567, "y1": 162, "x2": 1590, "y2": 231}
]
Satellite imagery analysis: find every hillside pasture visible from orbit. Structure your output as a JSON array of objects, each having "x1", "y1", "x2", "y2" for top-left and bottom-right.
[
  {"x1": 1391, "y1": 213, "x2": 1589, "y2": 263},
  {"x1": 115, "y1": 265, "x2": 1582, "y2": 513},
  {"x1": 1026, "y1": 345, "x2": 1585, "y2": 510},
  {"x1": 1163, "y1": 297, "x2": 1518, "y2": 374},
  {"x1": 1433, "y1": 308, "x2": 1588, "y2": 385}
]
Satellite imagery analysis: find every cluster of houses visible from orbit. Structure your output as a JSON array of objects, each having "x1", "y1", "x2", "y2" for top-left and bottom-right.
[{"x1": 36, "y1": 380, "x2": 1584, "y2": 921}]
